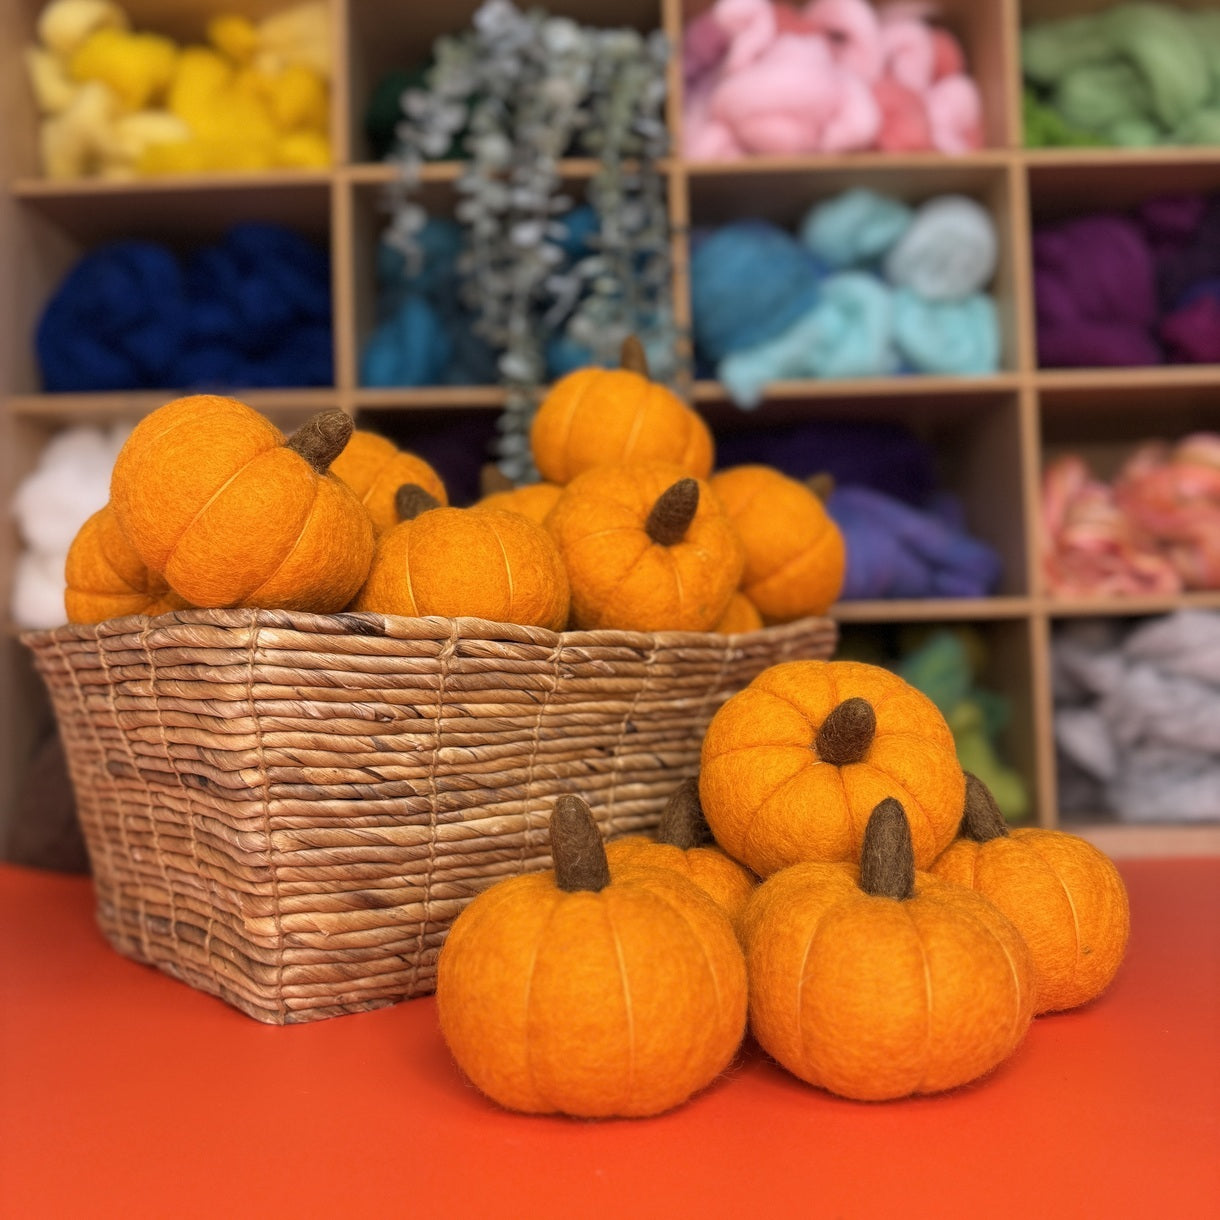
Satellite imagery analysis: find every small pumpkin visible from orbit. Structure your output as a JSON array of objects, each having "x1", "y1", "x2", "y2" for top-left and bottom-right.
[
  {"x1": 545, "y1": 461, "x2": 744, "y2": 632},
  {"x1": 110, "y1": 396, "x2": 374, "y2": 612},
  {"x1": 530, "y1": 336, "x2": 714, "y2": 485},
  {"x1": 353, "y1": 484, "x2": 570, "y2": 631},
  {"x1": 713, "y1": 590, "x2": 764, "y2": 634},
  {"x1": 709, "y1": 465, "x2": 845, "y2": 621},
  {"x1": 700, "y1": 659, "x2": 965, "y2": 875},
  {"x1": 65, "y1": 504, "x2": 192, "y2": 624},
  {"x1": 930, "y1": 774, "x2": 1130, "y2": 1014},
  {"x1": 436, "y1": 794, "x2": 748, "y2": 1117},
  {"x1": 474, "y1": 481, "x2": 563, "y2": 525},
  {"x1": 742, "y1": 799, "x2": 1036, "y2": 1100},
  {"x1": 330, "y1": 428, "x2": 448, "y2": 535},
  {"x1": 605, "y1": 777, "x2": 757, "y2": 930}
]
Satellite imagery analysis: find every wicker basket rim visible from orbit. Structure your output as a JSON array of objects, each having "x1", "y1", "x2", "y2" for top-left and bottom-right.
[{"x1": 21, "y1": 607, "x2": 837, "y2": 652}]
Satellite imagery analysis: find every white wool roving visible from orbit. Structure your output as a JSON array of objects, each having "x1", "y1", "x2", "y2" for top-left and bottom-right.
[{"x1": 10, "y1": 421, "x2": 131, "y2": 629}]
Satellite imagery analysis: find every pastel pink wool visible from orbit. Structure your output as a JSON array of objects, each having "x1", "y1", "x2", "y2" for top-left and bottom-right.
[{"x1": 684, "y1": 0, "x2": 983, "y2": 158}]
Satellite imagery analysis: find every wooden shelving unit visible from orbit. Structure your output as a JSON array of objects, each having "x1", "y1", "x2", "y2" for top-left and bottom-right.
[{"x1": 2, "y1": 0, "x2": 1219, "y2": 859}]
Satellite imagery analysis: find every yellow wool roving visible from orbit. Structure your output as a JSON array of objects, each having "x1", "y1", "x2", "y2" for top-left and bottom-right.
[
  {"x1": 437, "y1": 795, "x2": 749, "y2": 1118},
  {"x1": 930, "y1": 773, "x2": 1131, "y2": 1014},
  {"x1": 741, "y1": 799, "x2": 1036, "y2": 1101},
  {"x1": 700, "y1": 658, "x2": 966, "y2": 876}
]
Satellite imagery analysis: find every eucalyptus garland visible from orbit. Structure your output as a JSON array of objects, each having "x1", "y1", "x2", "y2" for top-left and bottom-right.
[{"x1": 383, "y1": 0, "x2": 675, "y2": 481}]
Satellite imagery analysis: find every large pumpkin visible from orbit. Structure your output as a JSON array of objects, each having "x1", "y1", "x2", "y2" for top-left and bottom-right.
[
  {"x1": 930, "y1": 774, "x2": 1130, "y2": 1014},
  {"x1": 65, "y1": 504, "x2": 191, "y2": 623},
  {"x1": 700, "y1": 659, "x2": 965, "y2": 875},
  {"x1": 330, "y1": 428, "x2": 448, "y2": 535},
  {"x1": 530, "y1": 337, "x2": 714, "y2": 485},
  {"x1": 353, "y1": 485, "x2": 570, "y2": 631},
  {"x1": 709, "y1": 465, "x2": 845, "y2": 621},
  {"x1": 544, "y1": 461, "x2": 744, "y2": 632},
  {"x1": 605, "y1": 777, "x2": 757, "y2": 930},
  {"x1": 742, "y1": 799, "x2": 1035, "y2": 1100},
  {"x1": 437, "y1": 794, "x2": 748, "y2": 1118},
  {"x1": 110, "y1": 396, "x2": 374, "y2": 612}
]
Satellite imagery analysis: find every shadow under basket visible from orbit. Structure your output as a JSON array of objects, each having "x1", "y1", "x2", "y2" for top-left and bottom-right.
[{"x1": 23, "y1": 607, "x2": 836, "y2": 1024}]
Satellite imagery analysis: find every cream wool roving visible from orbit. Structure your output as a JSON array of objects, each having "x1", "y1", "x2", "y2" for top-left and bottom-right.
[
  {"x1": 931, "y1": 774, "x2": 1130, "y2": 1015},
  {"x1": 741, "y1": 798, "x2": 1036, "y2": 1101},
  {"x1": 436, "y1": 794, "x2": 748, "y2": 1118}
]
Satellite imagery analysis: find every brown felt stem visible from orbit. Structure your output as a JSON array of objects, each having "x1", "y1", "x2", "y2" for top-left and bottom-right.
[
  {"x1": 657, "y1": 777, "x2": 714, "y2": 849},
  {"x1": 815, "y1": 697, "x2": 876, "y2": 765},
  {"x1": 859, "y1": 798, "x2": 915, "y2": 900},
  {"x1": 806, "y1": 471, "x2": 836, "y2": 502},
  {"x1": 620, "y1": 334, "x2": 649, "y2": 377},
  {"x1": 960, "y1": 772, "x2": 1011, "y2": 842},
  {"x1": 395, "y1": 483, "x2": 442, "y2": 522},
  {"x1": 285, "y1": 410, "x2": 353, "y2": 473},
  {"x1": 645, "y1": 479, "x2": 699, "y2": 546},
  {"x1": 480, "y1": 462, "x2": 514, "y2": 496},
  {"x1": 551, "y1": 795, "x2": 611, "y2": 892}
]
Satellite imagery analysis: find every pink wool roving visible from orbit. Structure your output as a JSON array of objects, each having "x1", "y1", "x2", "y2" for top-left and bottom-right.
[{"x1": 684, "y1": 0, "x2": 983, "y2": 158}]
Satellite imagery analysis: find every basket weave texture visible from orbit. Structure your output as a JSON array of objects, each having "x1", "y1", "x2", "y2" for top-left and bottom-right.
[{"x1": 24, "y1": 608, "x2": 836, "y2": 1024}]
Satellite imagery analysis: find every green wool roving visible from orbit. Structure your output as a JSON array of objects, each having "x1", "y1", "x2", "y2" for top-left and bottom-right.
[{"x1": 1022, "y1": 2, "x2": 1220, "y2": 148}]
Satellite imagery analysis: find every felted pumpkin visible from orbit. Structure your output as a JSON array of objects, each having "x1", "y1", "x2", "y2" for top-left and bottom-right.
[
  {"x1": 741, "y1": 799, "x2": 1036, "y2": 1101},
  {"x1": 110, "y1": 396, "x2": 374, "y2": 612},
  {"x1": 930, "y1": 774, "x2": 1130, "y2": 1014},
  {"x1": 700, "y1": 659, "x2": 965, "y2": 875},
  {"x1": 330, "y1": 428, "x2": 447, "y2": 535},
  {"x1": 353, "y1": 484, "x2": 570, "y2": 631},
  {"x1": 605, "y1": 777, "x2": 757, "y2": 930},
  {"x1": 713, "y1": 590, "x2": 763, "y2": 634},
  {"x1": 529, "y1": 336, "x2": 714, "y2": 485},
  {"x1": 65, "y1": 503, "x2": 192, "y2": 623},
  {"x1": 709, "y1": 465, "x2": 845, "y2": 621},
  {"x1": 436, "y1": 794, "x2": 748, "y2": 1118},
  {"x1": 545, "y1": 461, "x2": 744, "y2": 632},
  {"x1": 473, "y1": 481, "x2": 562, "y2": 525}
]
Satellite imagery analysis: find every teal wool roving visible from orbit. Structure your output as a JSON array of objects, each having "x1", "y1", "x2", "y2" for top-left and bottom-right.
[
  {"x1": 690, "y1": 220, "x2": 822, "y2": 363},
  {"x1": 798, "y1": 188, "x2": 913, "y2": 270},
  {"x1": 892, "y1": 290, "x2": 1000, "y2": 375},
  {"x1": 883, "y1": 196, "x2": 998, "y2": 302}
]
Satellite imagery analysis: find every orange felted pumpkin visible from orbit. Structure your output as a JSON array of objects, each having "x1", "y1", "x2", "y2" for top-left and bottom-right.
[
  {"x1": 709, "y1": 465, "x2": 845, "y2": 621},
  {"x1": 529, "y1": 337, "x2": 714, "y2": 485},
  {"x1": 330, "y1": 428, "x2": 448, "y2": 535},
  {"x1": 353, "y1": 485, "x2": 570, "y2": 631},
  {"x1": 436, "y1": 794, "x2": 748, "y2": 1118},
  {"x1": 700, "y1": 659, "x2": 965, "y2": 876},
  {"x1": 545, "y1": 462, "x2": 744, "y2": 632},
  {"x1": 474, "y1": 481, "x2": 563, "y2": 525},
  {"x1": 110, "y1": 396, "x2": 374, "y2": 613},
  {"x1": 65, "y1": 504, "x2": 192, "y2": 624},
  {"x1": 741, "y1": 799, "x2": 1035, "y2": 1101},
  {"x1": 605, "y1": 778, "x2": 757, "y2": 930},
  {"x1": 930, "y1": 774, "x2": 1130, "y2": 1014},
  {"x1": 713, "y1": 590, "x2": 764, "y2": 634}
]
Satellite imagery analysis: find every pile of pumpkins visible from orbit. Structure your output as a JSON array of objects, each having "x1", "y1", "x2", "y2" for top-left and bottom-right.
[
  {"x1": 437, "y1": 658, "x2": 1131, "y2": 1117},
  {"x1": 63, "y1": 337, "x2": 846, "y2": 634}
]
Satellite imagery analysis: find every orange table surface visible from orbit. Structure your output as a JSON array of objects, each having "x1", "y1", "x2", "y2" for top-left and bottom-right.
[{"x1": 2, "y1": 858, "x2": 1218, "y2": 1220}]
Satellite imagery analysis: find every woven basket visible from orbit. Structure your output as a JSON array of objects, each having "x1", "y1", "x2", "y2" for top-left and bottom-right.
[{"x1": 24, "y1": 608, "x2": 836, "y2": 1024}]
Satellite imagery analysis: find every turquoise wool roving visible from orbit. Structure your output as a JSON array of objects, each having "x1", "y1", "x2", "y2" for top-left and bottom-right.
[
  {"x1": 883, "y1": 196, "x2": 998, "y2": 302},
  {"x1": 798, "y1": 188, "x2": 913, "y2": 270},
  {"x1": 892, "y1": 290, "x2": 1000, "y2": 376}
]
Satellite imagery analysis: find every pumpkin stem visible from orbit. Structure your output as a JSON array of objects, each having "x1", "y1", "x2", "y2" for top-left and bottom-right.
[
  {"x1": 551, "y1": 795, "x2": 611, "y2": 893},
  {"x1": 859, "y1": 798, "x2": 915, "y2": 901},
  {"x1": 620, "y1": 334, "x2": 649, "y2": 377},
  {"x1": 480, "y1": 462, "x2": 514, "y2": 496},
  {"x1": 815, "y1": 697, "x2": 876, "y2": 765},
  {"x1": 960, "y1": 772, "x2": 1011, "y2": 842},
  {"x1": 645, "y1": 479, "x2": 699, "y2": 546},
  {"x1": 806, "y1": 471, "x2": 836, "y2": 502},
  {"x1": 657, "y1": 777, "x2": 715, "y2": 849},
  {"x1": 285, "y1": 410, "x2": 353, "y2": 473},
  {"x1": 395, "y1": 483, "x2": 442, "y2": 522}
]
